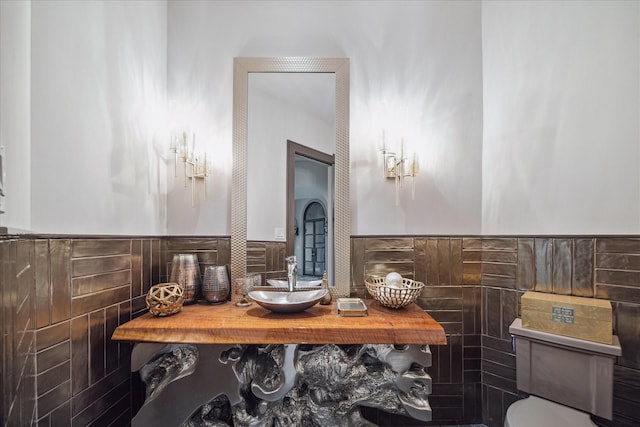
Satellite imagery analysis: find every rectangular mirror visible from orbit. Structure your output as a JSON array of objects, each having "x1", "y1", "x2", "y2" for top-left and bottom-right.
[{"x1": 231, "y1": 57, "x2": 350, "y2": 298}]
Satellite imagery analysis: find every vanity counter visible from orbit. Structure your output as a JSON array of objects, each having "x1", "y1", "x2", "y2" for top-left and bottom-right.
[{"x1": 111, "y1": 300, "x2": 447, "y2": 345}]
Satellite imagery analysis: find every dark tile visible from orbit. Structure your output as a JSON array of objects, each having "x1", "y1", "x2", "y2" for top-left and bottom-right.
[
  {"x1": 516, "y1": 239, "x2": 535, "y2": 291},
  {"x1": 482, "y1": 274, "x2": 515, "y2": 289},
  {"x1": 71, "y1": 378, "x2": 129, "y2": 427},
  {"x1": 596, "y1": 238, "x2": 640, "y2": 254},
  {"x1": 482, "y1": 251, "x2": 517, "y2": 264},
  {"x1": 36, "y1": 322, "x2": 70, "y2": 352},
  {"x1": 482, "y1": 335, "x2": 515, "y2": 355},
  {"x1": 596, "y1": 269, "x2": 640, "y2": 288},
  {"x1": 37, "y1": 361, "x2": 70, "y2": 397},
  {"x1": 438, "y1": 342, "x2": 452, "y2": 383},
  {"x1": 463, "y1": 382, "x2": 482, "y2": 422},
  {"x1": 71, "y1": 315, "x2": 89, "y2": 395},
  {"x1": 483, "y1": 385, "x2": 504, "y2": 427},
  {"x1": 500, "y1": 290, "x2": 518, "y2": 340},
  {"x1": 596, "y1": 253, "x2": 640, "y2": 271},
  {"x1": 483, "y1": 239, "x2": 517, "y2": 251},
  {"x1": 131, "y1": 240, "x2": 142, "y2": 298},
  {"x1": 71, "y1": 270, "x2": 130, "y2": 297},
  {"x1": 463, "y1": 287, "x2": 480, "y2": 335},
  {"x1": 49, "y1": 401, "x2": 71, "y2": 427},
  {"x1": 483, "y1": 262, "x2": 517, "y2": 278},
  {"x1": 482, "y1": 371, "x2": 517, "y2": 397},
  {"x1": 89, "y1": 310, "x2": 105, "y2": 385},
  {"x1": 50, "y1": 239, "x2": 71, "y2": 323},
  {"x1": 365, "y1": 238, "x2": 414, "y2": 250},
  {"x1": 485, "y1": 287, "x2": 501, "y2": 338},
  {"x1": 71, "y1": 285, "x2": 130, "y2": 317},
  {"x1": 534, "y1": 238, "x2": 552, "y2": 293},
  {"x1": 463, "y1": 261, "x2": 482, "y2": 285},
  {"x1": 552, "y1": 239, "x2": 572, "y2": 295},
  {"x1": 35, "y1": 240, "x2": 52, "y2": 328},
  {"x1": 481, "y1": 359, "x2": 516, "y2": 383},
  {"x1": 37, "y1": 381, "x2": 71, "y2": 419},
  {"x1": 450, "y1": 238, "x2": 464, "y2": 286},
  {"x1": 71, "y1": 239, "x2": 130, "y2": 258},
  {"x1": 596, "y1": 284, "x2": 640, "y2": 305},
  {"x1": 72, "y1": 367, "x2": 129, "y2": 417},
  {"x1": 464, "y1": 346, "x2": 481, "y2": 360},
  {"x1": 450, "y1": 335, "x2": 463, "y2": 383},
  {"x1": 614, "y1": 302, "x2": 640, "y2": 370},
  {"x1": 482, "y1": 347, "x2": 516, "y2": 370},
  {"x1": 72, "y1": 254, "x2": 130, "y2": 278},
  {"x1": 573, "y1": 238, "x2": 594, "y2": 297},
  {"x1": 37, "y1": 341, "x2": 70, "y2": 374},
  {"x1": 105, "y1": 305, "x2": 120, "y2": 375}
]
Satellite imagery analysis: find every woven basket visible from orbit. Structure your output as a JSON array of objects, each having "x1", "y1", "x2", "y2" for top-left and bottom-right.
[
  {"x1": 146, "y1": 283, "x2": 185, "y2": 316},
  {"x1": 365, "y1": 276, "x2": 424, "y2": 309}
]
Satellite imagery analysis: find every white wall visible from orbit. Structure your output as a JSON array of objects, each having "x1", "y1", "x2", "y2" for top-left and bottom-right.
[
  {"x1": 29, "y1": 0, "x2": 167, "y2": 235},
  {"x1": 0, "y1": 1, "x2": 31, "y2": 232},
  {"x1": 3, "y1": 1, "x2": 638, "y2": 236},
  {"x1": 167, "y1": 0, "x2": 484, "y2": 236},
  {"x1": 482, "y1": 1, "x2": 640, "y2": 234}
]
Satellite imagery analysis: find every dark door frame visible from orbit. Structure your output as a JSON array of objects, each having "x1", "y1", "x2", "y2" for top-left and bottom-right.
[{"x1": 286, "y1": 140, "x2": 335, "y2": 258}]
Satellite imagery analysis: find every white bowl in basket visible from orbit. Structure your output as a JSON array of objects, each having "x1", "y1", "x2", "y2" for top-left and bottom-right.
[{"x1": 365, "y1": 276, "x2": 424, "y2": 309}]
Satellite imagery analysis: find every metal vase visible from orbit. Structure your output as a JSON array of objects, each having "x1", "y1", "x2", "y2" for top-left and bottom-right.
[
  {"x1": 202, "y1": 265, "x2": 230, "y2": 304},
  {"x1": 169, "y1": 254, "x2": 201, "y2": 304}
]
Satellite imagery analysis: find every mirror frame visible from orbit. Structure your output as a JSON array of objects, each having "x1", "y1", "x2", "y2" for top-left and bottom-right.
[{"x1": 231, "y1": 57, "x2": 350, "y2": 297}]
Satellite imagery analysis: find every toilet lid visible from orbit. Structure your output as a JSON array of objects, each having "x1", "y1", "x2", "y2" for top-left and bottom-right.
[{"x1": 505, "y1": 396, "x2": 596, "y2": 427}]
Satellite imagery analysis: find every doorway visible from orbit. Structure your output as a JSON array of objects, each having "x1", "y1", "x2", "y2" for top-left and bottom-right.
[{"x1": 302, "y1": 202, "x2": 327, "y2": 276}]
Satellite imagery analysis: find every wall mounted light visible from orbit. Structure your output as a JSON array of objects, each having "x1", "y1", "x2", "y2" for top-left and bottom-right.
[
  {"x1": 169, "y1": 132, "x2": 210, "y2": 207},
  {"x1": 380, "y1": 131, "x2": 419, "y2": 205}
]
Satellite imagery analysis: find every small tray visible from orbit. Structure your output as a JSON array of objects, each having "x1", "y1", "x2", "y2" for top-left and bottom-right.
[{"x1": 337, "y1": 298, "x2": 368, "y2": 317}]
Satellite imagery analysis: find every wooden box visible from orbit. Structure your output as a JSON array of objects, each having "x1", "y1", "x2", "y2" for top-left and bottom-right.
[{"x1": 521, "y1": 291, "x2": 613, "y2": 344}]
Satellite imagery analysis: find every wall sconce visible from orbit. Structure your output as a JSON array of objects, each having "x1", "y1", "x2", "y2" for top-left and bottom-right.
[
  {"x1": 169, "y1": 132, "x2": 210, "y2": 207},
  {"x1": 380, "y1": 132, "x2": 419, "y2": 205}
]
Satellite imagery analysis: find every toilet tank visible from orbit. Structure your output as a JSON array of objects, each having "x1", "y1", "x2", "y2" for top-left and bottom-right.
[{"x1": 509, "y1": 318, "x2": 622, "y2": 420}]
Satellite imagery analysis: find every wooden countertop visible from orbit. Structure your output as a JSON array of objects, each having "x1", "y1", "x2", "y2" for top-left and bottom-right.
[{"x1": 111, "y1": 300, "x2": 447, "y2": 345}]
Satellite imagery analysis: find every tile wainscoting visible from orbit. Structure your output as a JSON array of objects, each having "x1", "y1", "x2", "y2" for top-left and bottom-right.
[{"x1": 1, "y1": 236, "x2": 638, "y2": 426}]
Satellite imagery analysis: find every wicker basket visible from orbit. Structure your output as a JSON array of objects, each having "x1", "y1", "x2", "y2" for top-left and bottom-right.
[
  {"x1": 146, "y1": 283, "x2": 185, "y2": 316},
  {"x1": 365, "y1": 276, "x2": 424, "y2": 309}
]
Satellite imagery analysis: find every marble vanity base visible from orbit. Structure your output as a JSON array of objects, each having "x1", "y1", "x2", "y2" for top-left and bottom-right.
[{"x1": 131, "y1": 342, "x2": 433, "y2": 426}]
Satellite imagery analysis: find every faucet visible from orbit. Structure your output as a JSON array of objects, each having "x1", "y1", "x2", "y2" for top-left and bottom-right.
[{"x1": 285, "y1": 256, "x2": 297, "y2": 292}]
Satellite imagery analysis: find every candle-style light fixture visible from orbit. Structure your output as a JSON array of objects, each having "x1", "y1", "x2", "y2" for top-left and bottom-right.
[
  {"x1": 169, "y1": 131, "x2": 210, "y2": 207},
  {"x1": 380, "y1": 131, "x2": 419, "y2": 205}
]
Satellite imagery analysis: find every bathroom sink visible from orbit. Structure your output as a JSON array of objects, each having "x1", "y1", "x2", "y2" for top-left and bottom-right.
[
  {"x1": 267, "y1": 278, "x2": 322, "y2": 288},
  {"x1": 248, "y1": 288, "x2": 328, "y2": 313}
]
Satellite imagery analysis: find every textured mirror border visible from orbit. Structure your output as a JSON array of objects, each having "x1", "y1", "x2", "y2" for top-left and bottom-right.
[{"x1": 231, "y1": 57, "x2": 350, "y2": 298}]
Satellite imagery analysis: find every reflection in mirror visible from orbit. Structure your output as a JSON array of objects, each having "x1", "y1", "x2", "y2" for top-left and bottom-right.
[
  {"x1": 232, "y1": 57, "x2": 350, "y2": 298},
  {"x1": 246, "y1": 73, "x2": 334, "y2": 242},
  {"x1": 287, "y1": 141, "x2": 335, "y2": 284}
]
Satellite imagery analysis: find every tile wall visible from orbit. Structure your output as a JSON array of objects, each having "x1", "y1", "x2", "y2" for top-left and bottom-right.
[
  {"x1": 352, "y1": 237, "x2": 482, "y2": 426},
  {"x1": 480, "y1": 237, "x2": 640, "y2": 427},
  {"x1": 2, "y1": 235, "x2": 639, "y2": 427},
  {"x1": 1, "y1": 237, "x2": 229, "y2": 426},
  {"x1": 245, "y1": 241, "x2": 287, "y2": 285}
]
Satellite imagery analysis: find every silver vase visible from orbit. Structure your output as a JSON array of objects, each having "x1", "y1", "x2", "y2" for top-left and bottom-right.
[
  {"x1": 202, "y1": 265, "x2": 230, "y2": 303},
  {"x1": 169, "y1": 254, "x2": 201, "y2": 304}
]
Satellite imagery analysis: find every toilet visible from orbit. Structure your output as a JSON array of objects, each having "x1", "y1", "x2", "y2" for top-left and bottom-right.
[{"x1": 505, "y1": 318, "x2": 622, "y2": 427}]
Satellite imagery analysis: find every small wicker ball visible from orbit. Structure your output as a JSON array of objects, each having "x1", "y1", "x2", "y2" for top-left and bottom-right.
[{"x1": 146, "y1": 283, "x2": 185, "y2": 316}]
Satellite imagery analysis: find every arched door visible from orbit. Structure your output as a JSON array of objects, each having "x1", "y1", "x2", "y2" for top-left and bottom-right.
[{"x1": 302, "y1": 202, "x2": 326, "y2": 276}]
